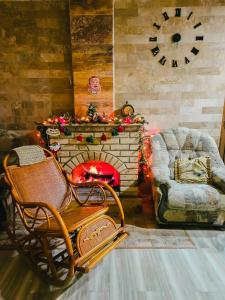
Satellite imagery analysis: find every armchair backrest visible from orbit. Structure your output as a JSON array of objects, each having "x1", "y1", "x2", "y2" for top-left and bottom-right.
[
  {"x1": 4, "y1": 146, "x2": 71, "y2": 217},
  {"x1": 151, "y1": 127, "x2": 224, "y2": 179}
]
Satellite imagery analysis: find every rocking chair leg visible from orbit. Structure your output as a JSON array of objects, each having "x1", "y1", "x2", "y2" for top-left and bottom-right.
[
  {"x1": 42, "y1": 236, "x2": 58, "y2": 281},
  {"x1": 5, "y1": 202, "x2": 17, "y2": 246},
  {"x1": 12, "y1": 202, "x2": 16, "y2": 241}
]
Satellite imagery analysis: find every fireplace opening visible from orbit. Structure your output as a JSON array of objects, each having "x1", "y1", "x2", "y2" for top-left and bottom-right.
[{"x1": 72, "y1": 160, "x2": 120, "y2": 192}]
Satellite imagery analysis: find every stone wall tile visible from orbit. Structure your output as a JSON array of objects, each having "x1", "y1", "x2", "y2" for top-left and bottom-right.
[
  {"x1": 125, "y1": 163, "x2": 138, "y2": 169},
  {"x1": 94, "y1": 152, "x2": 101, "y2": 161},
  {"x1": 110, "y1": 144, "x2": 129, "y2": 150},
  {"x1": 100, "y1": 152, "x2": 107, "y2": 162},
  {"x1": 119, "y1": 157, "x2": 130, "y2": 162},
  {"x1": 89, "y1": 151, "x2": 95, "y2": 160},
  {"x1": 87, "y1": 145, "x2": 103, "y2": 151},
  {"x1": 106, "y1": 151, "x2": 120, "y2": 156},
  {"x1": 64, "y1": 165, "x2": 72, "y2": 174},
  {"x1": 82, "y1": 152, "x2": 89, "y2": 162},
  {"x1": 72, "y1": 157, "x2": 80, "y2": 166},
  {"x1": 120, "y1": 174, "x2": 137, "y2": 180}
]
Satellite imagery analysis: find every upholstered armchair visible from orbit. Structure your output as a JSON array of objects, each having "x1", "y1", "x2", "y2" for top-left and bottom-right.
[{"x1": 150, "y1": 127, "x2": 225, "y2": 226}]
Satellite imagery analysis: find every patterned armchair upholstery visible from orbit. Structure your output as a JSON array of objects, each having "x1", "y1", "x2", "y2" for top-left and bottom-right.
[{"x1": 151, "y1": 127, "x2": 225, "y2": 225}]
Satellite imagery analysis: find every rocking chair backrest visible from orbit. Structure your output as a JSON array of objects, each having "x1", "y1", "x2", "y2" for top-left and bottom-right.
[{"x1": 4, "y1": 148, "x2": 71, "y2": 217}]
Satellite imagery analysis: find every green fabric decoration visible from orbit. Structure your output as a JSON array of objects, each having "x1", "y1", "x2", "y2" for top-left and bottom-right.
[
  {"x1": 86, "y1": 135, "x2": 94, "y2": 143},
  {"x1": 112, "y1": 128, "x2": 119, "y2": 136}
]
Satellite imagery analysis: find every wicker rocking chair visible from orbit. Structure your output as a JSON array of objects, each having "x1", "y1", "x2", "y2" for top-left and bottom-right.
[{"x1": 3, "y1": 145, "x2": 128, "y2": 287}]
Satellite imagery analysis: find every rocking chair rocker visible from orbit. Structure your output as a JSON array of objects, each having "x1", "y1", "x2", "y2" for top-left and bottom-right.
[{"x1": 3, "y1": 145, "x2": 128, "y2": 286}]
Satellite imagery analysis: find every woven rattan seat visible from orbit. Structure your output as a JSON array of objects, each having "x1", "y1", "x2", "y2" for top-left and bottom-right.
[{"x1": 36, "y1": 206, "x2": 108, "y2": 232}]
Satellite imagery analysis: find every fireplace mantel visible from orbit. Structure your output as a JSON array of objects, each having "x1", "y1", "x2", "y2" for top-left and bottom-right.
[{"x1": 49, "y1": 123, "x2": 143, "y2": 196}]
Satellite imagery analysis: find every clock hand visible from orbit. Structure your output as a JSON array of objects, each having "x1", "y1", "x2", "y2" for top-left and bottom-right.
[{"x1": 172, "y1": 33, "x2": 181, "y2": 43}]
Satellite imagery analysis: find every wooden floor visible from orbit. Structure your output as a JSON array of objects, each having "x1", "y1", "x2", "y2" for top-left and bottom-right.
[
  {"x1": 1, "y1": 229, "x2": 225, "y2": 300},
  {"x1": 1, "y1": 200, "x2": 225, "y2": 300}
]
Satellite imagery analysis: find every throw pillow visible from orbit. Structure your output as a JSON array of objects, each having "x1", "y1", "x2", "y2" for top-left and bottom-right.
[{"x1": 174, "y1": 156, "x2": 211, "y2": 184}]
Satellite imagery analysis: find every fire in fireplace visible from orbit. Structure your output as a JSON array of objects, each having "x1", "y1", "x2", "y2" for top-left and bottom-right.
[{"x1": 72, "y1": 160, "x2": 120, "y2": 191}]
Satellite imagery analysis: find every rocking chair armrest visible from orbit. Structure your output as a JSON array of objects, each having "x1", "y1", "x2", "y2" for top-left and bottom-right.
[
  {"x1": 66, "y1": 176, "x2": 125, "y2": 226},
  {"x1": 20, "y1": 201, "x2": 74, "y2": 256}
]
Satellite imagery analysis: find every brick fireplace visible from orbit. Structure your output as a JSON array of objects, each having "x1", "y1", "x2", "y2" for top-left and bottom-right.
[{"x1": 49, "y1": 123, "x2": 143, "y2": 196}]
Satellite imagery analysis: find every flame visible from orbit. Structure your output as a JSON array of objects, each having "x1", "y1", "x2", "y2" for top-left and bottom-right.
[{"x1": 90, "y1": 166, "x2": 98, "y2": 174}]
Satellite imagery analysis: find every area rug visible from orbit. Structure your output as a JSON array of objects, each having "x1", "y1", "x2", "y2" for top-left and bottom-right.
[
  {"x1": 117, "y1": 224, "x2": 195, "y2": 249},
  {"x1": 0, "y1": 224, "x2": 195, "y2": 250}
]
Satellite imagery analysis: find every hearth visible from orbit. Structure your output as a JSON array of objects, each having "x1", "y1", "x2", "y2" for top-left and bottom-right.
[
  {"x1": 49, "y1": 123, "x2": 143, "y2": 196},
  {"x1": 72, "y1": 160, "x2": 120, "y2": 191}
]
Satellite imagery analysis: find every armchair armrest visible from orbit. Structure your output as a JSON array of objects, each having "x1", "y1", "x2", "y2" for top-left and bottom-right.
[
  {"x1": 151, "y1": 166, "x2": 172, "y2": 188},
  {"x1": 211, "y1": 167, "x2": 225, "y2": 193}
]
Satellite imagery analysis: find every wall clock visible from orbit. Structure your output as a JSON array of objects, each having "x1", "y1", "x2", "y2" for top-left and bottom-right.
[
  {"x1": 149, "y1": 8, "x2": 204, "y2": 67},
  {"x1": 121, "y1": 101, "x2": 134, "y2": 116}
]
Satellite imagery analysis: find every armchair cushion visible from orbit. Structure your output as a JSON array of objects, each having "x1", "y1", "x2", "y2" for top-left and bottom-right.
[{"x1": 167, "y1": 181, "x2": 224, "y2": 211}]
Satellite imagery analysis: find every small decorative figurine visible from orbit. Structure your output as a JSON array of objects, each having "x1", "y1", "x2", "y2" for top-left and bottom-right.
[
  {"x1": 98, "y1": 112, "x2": 108, "y2": 124},
  {"x1": 46, "y1": 128, "x2": 60, "y2": 137},
  {"x1": 88, "y1": 76, "x2": 101, "y2": 95},
  {"x1": 87, "y1": 103, "x2": 98, "y2": 122}
]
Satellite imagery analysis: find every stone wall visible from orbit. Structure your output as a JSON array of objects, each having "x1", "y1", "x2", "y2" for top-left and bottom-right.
[
  {"x1": 1, "y1": 0, "x2": 225, "y2": 147},
  {"x1": 114, "y1": 0, "x2": 225, "y2": 144},
  {"x1": 70, "y1": 0, "x2": 113, "y2": 118},
  {"x1": 0, "y1": 0, "x2": 73, "y2": 131}
]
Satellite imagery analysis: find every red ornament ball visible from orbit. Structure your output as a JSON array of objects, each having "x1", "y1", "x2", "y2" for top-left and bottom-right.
[
  {"x1": 117, "y1": 125, "x2": 124, "y2": 133},
  {"x1": 123, "y1": 117, "x2": 132, "y2": 124},
  {"x1": 101, "y1": 133, "x2": 107, "y2": 141},
  {"x1": 77, "y1": 134, "x2": 83, "y2": 142}
]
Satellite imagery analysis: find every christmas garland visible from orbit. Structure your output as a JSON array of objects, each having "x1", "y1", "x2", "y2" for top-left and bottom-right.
[{"x1": 37, "y1": 103, "x2": 149, "y2": 155}]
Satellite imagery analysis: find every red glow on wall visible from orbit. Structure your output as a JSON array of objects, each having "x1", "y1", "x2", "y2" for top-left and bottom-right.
[{"x1": 72, "y1": 160, "x2": 120, "y2": 191}]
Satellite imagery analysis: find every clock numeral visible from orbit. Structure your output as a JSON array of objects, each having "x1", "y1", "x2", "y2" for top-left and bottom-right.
[
  {"x1": 159, "y1": 56, "x2": 167, "y2": 65},
  {"x1": 153, "y1": 22, "x2": 161, "y2": 30},
  {"x1": 194, "y1": 22, "x2": 202, "y2": 29},
  {"x1": 175, "y1": 8, "x2": 181, "y2": 17},
  {"x1": 172, "y1": 60, "x2": 178, "y2": 68},
  {"x1": 187, "y1": 11, "x2": 193, "y2": 20},
  {"x1": 185, "y1": 57, "x2": 190, "y2": 64},
  {"x1": 149, "y1": 37, "x2": 157, "y2": 42},
  {"x1": 196, "y1": 36, "x2": 204, "y2": 41},
  {"x1": 191, "y1": 47, "x2": 199, "y2": 55},
  {"x1": 163, "y1": 12, "x2": 169, "y2": 21},
  {"x1": 151, "y1": 46, "x2": 160, "y2": 56}
]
